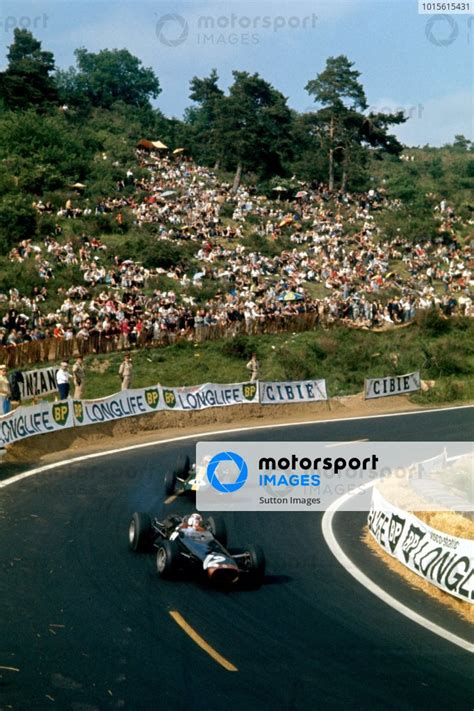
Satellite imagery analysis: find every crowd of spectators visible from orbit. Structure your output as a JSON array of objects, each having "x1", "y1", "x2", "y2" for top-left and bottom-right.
[{"x1": 0, "y1": 148, "x2": 472, "y2": 357}]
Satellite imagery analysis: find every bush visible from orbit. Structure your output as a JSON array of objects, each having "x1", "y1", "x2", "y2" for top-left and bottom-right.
[
  {"x1": 280, "y1": 347, "x2": 314, "y2": 380},
  {"x1": 219, "y1": 202, "x2": 235, "y2": 219},
  {"x1": 0, "y1": 195, "x2": 37, "y2": 250},
  {"x1": 221, "y1": 335, "x2": 255, "y2": 359},
  {"x1": 417, "y1": 309, "x2": 451, "y2": 336},
  {"x1": 0, "y1": 259, "x2": 42, "y2": 295}
]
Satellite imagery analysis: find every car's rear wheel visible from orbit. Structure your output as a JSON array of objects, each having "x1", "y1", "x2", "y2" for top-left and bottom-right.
[
  {"x1": 245, "y1": 544, "x2": 265, "y2": 588},
  {"x1": 208, "y1": 516, "x2": 227, "y2": 547},
  {"x1": 129, "y1": 512, "x2": 152, "y2": 552},
  {"x1": 156, "y1": 540, "x2": 179, "y2": 578},
  {"x1": 164, "y1": 470, "x2": 177, "y2": 496}
]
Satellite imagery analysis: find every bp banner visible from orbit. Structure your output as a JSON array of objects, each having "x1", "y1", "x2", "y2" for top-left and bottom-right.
[
  {"x1": 260, "y1": 379, "x2": 327, "y2": 405},
  {"x1": 0, "y1": 400, "x2": 74, "y2": 446},
  {"x1": 364, "y1": 371, "x2": 420, "y2": 400},
  {"x1": 160, "y1": 382, "x2": 258, "y2": 411},
  {"x1": 19, "y1": 366, "x2": 59, "y2": 400},
  {"x1": 72, "y1": 387, "x2": 162, "y2": 426},
  {"x1": 368, "y1": 488, "x2": 473, "y2": 602}
]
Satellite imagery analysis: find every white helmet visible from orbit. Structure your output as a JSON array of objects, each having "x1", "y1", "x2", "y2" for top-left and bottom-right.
[{"x1": 188, "y1": 513, "x2": 202, "y2": 528}]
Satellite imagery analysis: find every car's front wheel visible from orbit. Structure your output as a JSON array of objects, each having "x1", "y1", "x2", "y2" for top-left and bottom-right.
[
  {"x1": 156, "y1": 540, "x2": 179, "y2": 578},
  {"x1": 245, "y1": 544, "x2": 265, "y2": 588},
  {"x1": 164, "y1": 470, "x2": 177, "y2": 496},
  {"x1": 174, "y1": 455, "x2": 191, "y2": 478},
  {"x1": 129, "y1": 512, "x2": 152, "y2": 552}
]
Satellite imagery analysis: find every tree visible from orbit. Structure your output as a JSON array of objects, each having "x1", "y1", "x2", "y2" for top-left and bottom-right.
[
  {"x1": 306, "y1": 56, "x2": 367, "y2": 191},
  {"x1": 452, "y1": 135, "x2": 472, "y2": 151},
  {"x1": 56, "y1": 48, "x2": 161, "y2": 109},
  {"x1": 289, "y1": 111, "x2": 328, "y2": 183},
  {"x1": 0, "y1": 110, "x2": 98, "y2": 194},
  {"x1": 0, "y1": 195, "x2": 37, "y2": 252},
  {"x1": 186, "y1": 69, "x2": 225, "y2": 168},
  {"x1": 305, "y1": 56, "x2": 405, "y2": 191},
  {"x1": 217, "y1": 71, "x2": 293, "y2": 190},
  {"x1": 0, "y1": 29, "x2": 58, "y2": 110}
]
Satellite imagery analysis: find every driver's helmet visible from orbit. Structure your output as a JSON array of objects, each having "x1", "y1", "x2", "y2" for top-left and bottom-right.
[{"x1": 188, "y1": 513, "x2": 203, "y2": 529}]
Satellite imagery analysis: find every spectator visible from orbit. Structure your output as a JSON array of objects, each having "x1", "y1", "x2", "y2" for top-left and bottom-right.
[
  {"x1": 56, "y1": 361, "x2": 71, "y2": 400},
  {"x1": 72, "y1": 355, "x2": 85, "y2": 399},
  {"x1": 118, "y1": 353, "x2": 133, "y2": 390},
  {"x1": 0, "y1": 364, "x2": 11, "y2": 414},
  {"x1": 9, "y1": 370, "x2": 24, "y2": 405},
  {"x1": 246, "y1": 352, "x2": 260, "y2": 382}
]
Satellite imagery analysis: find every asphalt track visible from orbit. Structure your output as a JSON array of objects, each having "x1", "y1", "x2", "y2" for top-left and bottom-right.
[{"x1": 0, "y1": 408, "x2": 472, "y2": 711}]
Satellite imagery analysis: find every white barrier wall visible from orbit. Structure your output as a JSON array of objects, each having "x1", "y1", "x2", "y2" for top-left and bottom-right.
[{"x1": 368, "y1": 488, "x2": 473, "y2": 603}]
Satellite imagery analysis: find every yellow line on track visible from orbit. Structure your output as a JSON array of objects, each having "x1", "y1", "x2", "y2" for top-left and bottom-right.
[
  {"x1": 164, "y1": 494, "x2": 177, "y2": 505},
  {"x1": 169, "y1": 610, "x2": 238, "y2": 672}
]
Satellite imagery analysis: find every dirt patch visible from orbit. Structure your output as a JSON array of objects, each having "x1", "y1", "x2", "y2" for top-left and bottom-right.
[
  {"x1": 363, "y1": 527, "x2": 473, "y2": 622},
  {"x1": 4, "y1": 392, "x2": 428, "y2": 466}
]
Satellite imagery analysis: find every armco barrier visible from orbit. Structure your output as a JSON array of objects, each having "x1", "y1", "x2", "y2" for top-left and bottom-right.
[{"x1": 368, "y1": 487, "x2": 473, "y2": 603}]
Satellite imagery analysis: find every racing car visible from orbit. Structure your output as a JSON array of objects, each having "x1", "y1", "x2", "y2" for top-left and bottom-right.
[
  {"x1": 164, "y1": 455, "x2": 206, "y2": 498},
  {"x1": 128, "y1": 511, "x2": 265, "y2": 587}
]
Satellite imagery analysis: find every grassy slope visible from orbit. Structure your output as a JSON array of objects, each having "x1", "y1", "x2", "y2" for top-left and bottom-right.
[{"x1": 64, "y1": 315, "x2": 474, "y2": 405}]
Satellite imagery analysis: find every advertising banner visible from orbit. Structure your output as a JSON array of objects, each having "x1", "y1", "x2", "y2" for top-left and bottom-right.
[
  {"x1": 0, "y1": 400, "x2": 74, "y2": 446},
  {"x1": 160, "y1": 382, "x2": 258, "y2": 411},
  {"x1": 368, "y1": 487, "x2": 473, "y2": 602},
  {"x1": 72, "y1": 387, "x2": 162, "y2": 426},
  {"x1": 364, "y1": 371, "x2": 421, "y2": 399},
  {"x1": 260, "y1": 379, "x2": 327, "y2": 404},
  {"x1": 19, "y1": 366, "x2": 59, "y2": 400}
]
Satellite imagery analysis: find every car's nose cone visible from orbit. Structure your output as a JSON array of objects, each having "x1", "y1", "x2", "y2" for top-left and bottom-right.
[{"x1": 207, "y1": 564, "x2": 240, "y2": 584}]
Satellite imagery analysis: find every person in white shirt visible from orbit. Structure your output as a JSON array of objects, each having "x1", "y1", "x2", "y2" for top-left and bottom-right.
[{"x1": 56, "y1": 362, "x2": 71, "y2": 400}]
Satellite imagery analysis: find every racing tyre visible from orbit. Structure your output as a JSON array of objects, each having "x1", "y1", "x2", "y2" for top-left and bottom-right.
[
  {"x1": 164, "y1": 470, "x2": 177, "y2": 496},
  {"x1": 174, "y1": 455, "x2": 191, "y2": 478},
  {"x1": 156, "y1": 540, "x2": 179, "y2": 578},
  {"x1": 208, "y1": 516, "x2": 227, "y2": 547},
  {"x1": 129, "y1": 512, "x2": 152, "y2": 552},
  {"x1": 245, "y1": 544, "x2": 265, "y2": 588}
]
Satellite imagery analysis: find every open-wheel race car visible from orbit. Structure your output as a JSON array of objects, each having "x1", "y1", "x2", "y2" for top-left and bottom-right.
[
  {"x1": 164, "y1": 455, "x2": 206, "y2": 498},
  {"x1": 128, "y1": 511, "x2": 266, "y2": 587}
]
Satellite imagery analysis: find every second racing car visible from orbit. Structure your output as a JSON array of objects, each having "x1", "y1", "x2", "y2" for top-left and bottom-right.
[{"x1": 164, "y1": 456, "x2": 206, "y2": 498}]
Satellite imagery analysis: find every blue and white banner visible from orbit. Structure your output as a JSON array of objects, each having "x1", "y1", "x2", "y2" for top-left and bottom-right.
[
  {"x1": 0, "y1": 399, "x2": 74, "y2": 446},
  {"x1": 72, "y1": 387, "x2": 161, "y2": 426},
  {"x1": 160, "y1": 382, "x2": 258, "y2": 411}
]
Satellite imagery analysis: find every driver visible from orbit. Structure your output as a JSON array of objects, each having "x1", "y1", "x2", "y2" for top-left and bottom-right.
[{"x1": 180, "y1": 513, "x2": 205, "y2": 535}]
